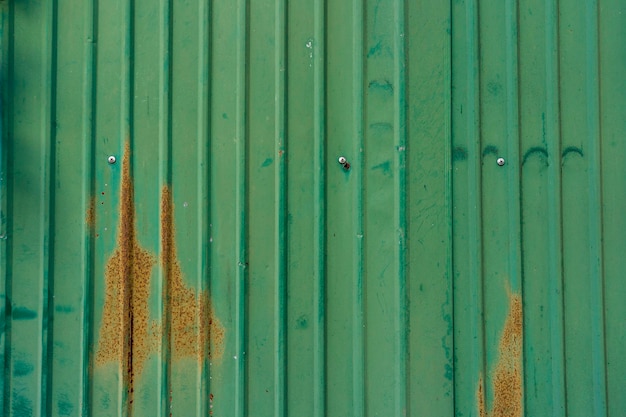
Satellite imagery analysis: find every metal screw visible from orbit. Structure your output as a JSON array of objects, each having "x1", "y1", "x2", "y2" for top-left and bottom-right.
[
  {"x1": 496, "y1": 157, "x2": 505, "y2": 166},
  {"x1": 338, "y1": 156, "x2": 351, "y2": 170},
  {"x1": 108, "y1": 155, "x2": 117, "y2": 164}
]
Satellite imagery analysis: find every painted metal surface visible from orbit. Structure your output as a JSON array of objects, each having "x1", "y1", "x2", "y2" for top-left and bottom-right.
[{"x1": 0, "y1": 0, "x2": 624, "y2": 416}]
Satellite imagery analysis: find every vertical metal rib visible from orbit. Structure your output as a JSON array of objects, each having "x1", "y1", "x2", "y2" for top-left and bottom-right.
[
  {"x1": 545, "y1": 0, "x2": 566, "y2": 414},
  {"x1": 2, "y1": 2, "x2": 13, "y2": 415},
  {"x1": 465, "y1": 0, "x2": 486, "y2": 404},
  {"x1": 234, "y1": 0, "x2": 249, "y2": 416},
  {"x1": 393, "y1": 0, "x2": 408, "y2": 414},
  {"x1": 351, "y1": 0, "x2": 364, "y2": 415},
  {"x1": 312, "y1": 0, "x2": 326, "y2": 415},
  {"x1": 158, "y1": 0, "x2": 172, "y2": 413},
  {"x1": 42, "y1": 0, "x2": 58, "y2": 413},
  {"x1": 121, "y1": 0, "x2": 133, "y2": 140},
  {"x1": 505, "y1": 0, "x2": 521, "y2": 292},
  {"x1": 197, "y1": 0, "x2": 211, "y2": 415},
  {"x1": 120, "y1": 0, "x2": 134, "y2": 413},
  {"x1": 0, "y1": 5, "x2": 7, "y2": 413},
  {"x1": 585, "y1": 1, "x2": 607, "y2": 415},
  {"x1": 81, "y1": 0, "x2": 97, "y2": 412},
  {"x1": 274, "y1": 0, "x2": 288, "y2": 416}
]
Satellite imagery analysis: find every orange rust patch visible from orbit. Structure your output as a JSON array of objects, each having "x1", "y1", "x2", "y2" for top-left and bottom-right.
[
  {"x1": 86, "y1": 196, "x2": 96, "y2": 227},
  {"x1": 95, "y1": 142, "x2": 223, "y2": 407},
  {"x1": 477, "y1": 375, "x2": 486, "y2": 417},
  {"x1": 491, "y1": 293, "x2": 523, "y2": 417},
  {"x1": 478, "y1": 292, "x2": 523, "y2": 417},
  {"x1": 95, "y1": 142, "x2": 157, "y2": 410},
  {"x1": 160, "y1": 187, "x2": 224, "y2": 361}
]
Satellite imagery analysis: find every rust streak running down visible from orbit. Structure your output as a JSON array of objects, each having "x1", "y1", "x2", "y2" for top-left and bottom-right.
[
  {"x1": 477, "y1": 292, "x2": 524, "y2": 417},
  {"x1": 161, "y1": 187, "x2": 225, "y2": 362},
  {"x1": 95, "y1": 143, "x2": 225, "y2": 412},
  {"x1": 95, "y1": 142, "x2": 157, "y2": 410}
]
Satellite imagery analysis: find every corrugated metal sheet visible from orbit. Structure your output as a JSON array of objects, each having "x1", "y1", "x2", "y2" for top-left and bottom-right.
[{"x1": 0, "y1": 0, "x2": 624, "y2": 416}]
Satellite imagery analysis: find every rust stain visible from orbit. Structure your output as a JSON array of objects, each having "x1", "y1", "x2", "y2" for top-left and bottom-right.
[
  {"x1": 160, "y1": 187, "x2": 224, "y2": 361},
  {"x1": 95, "y1": 142, "x2": 157, "y2": 409},
  {"x1": 85, "y1": 196, "x2": 96, "y2": 227},
  {"x1": 95, "y1": 142, "x2": 224, "y2": 408},
  {"x1": 477, "y1": 375, "x2": 486, "y2": 417},
  {"x1": 477, "y1": 292, "x2": 523, "y2": 417}
]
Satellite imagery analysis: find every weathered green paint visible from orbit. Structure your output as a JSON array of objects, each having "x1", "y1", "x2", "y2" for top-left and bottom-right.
[{"x1": 1, "y1": 0, "x2": 625, "y2": 416}]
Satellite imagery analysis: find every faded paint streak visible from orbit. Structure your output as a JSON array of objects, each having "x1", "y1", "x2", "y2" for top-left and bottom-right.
[
  {"x1": 160, "y1": 187, "x2": 224, "y2": 361},
  {"x1": 477, "y1": 293, "x2": 523, "y2": 417},
  {"x1": 95, "y1": 142, "x2": 157, "y2": 410}
]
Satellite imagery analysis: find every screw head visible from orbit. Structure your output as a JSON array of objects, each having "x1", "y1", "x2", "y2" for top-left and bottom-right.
[
  {"x1": 338, "y1": 156, "x2": 347, "y2": 165},
  {"x1": 107, "y1": 155, "x2": 117, "y2": 164},
  {"x1": 496, "y1": 157, "x2": 505, "y2": 166}
]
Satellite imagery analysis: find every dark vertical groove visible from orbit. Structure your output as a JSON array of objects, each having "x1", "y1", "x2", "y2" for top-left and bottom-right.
[
  {"x1": 43, "y1": 0, "x2": 58, "y2": 413},
  {"x1": 445, "y1": 0, "x2": 454, "y2": 411},
  {"x1": 274, "y1": 0, "x2": 288, "y2": 416},
  {"x1": 312, "y1": 0, "x2": 326, "y2": 415},
  {"x1": 516, "y1": 0, "x2": 527, "y2": 410},
  {"x1": 393, "y1": 0, "x2": 408, "y2": 415},
  {"x1": 158, "y1": 0, "x2": 173, "y2": 413},
  {"x1": 586, "y1": 0, "x2": 608, "y2": 416},
  {"x1": 555, "y1": 0, "x2": 570, "y2": 413},
  {"x1": 505, "y1": 0, "x2": 521, "y2": 292},
  {"x1": 446, "y1": 2, "x2": 461, "y2": 415},
  {"x1": 0, "y1": 3, "x2": 8, "y2": 413},
  {"x1": 585, "y1": 0, "x2": 607, "y2": 415},
  {"x1": 544, "y1": 0, "x2": 567, "y2": 414},
  {"x1": 197, "y1": 0, "x2": 211, "y2": 415},
  {"x1": 463, "y1": 0, "x2": 486, "y2": 404},
  {"x1": 596, "y1": 1, "x2": 609, "y2": 413},
  {"x1": 82, "y1": 0, "x2": 98, "y2": 412},
  {"x1": 121, "y1": 0, "x2": 135, "y2": 412},
  {"x1": 351, "y1": 0, "x2": 364, "y2": 415},
  {"x1": 234, "y1": 0, "x2": 249, "y2": 415},
  {"x1": 1, "y1": 1, "x2": 12, "y2": 413},
  {"x1": 123, "y1": 0, "x2": 135, "y2": 142}
]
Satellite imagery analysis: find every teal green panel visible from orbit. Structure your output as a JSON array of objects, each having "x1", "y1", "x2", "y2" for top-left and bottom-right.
[
  {"x1": 285, "y1": 0, "x2": 320, "y2": 416},
  {"x1": 3, "y1": 0, "x2": 626, "y2": 416},
  {"x1": 91, "y1": 0, "x2": 130, "y2": 412},
  {"x1": 210, "y1": 0, "x2": 242, "y2": 416},
  {"x1": 451, "y1": 0, "x2": 485, "y2": 415},
  {"x1": 246, "y1": 0, "x2": 287, "y2": 416},
  {"x1": 476, "y1": 0, "x2": 524, "y2": 416},
  {"x1": 599, "y1": 2, "x2": 626, "y2": 417},
  {"x1": 560, "y1": 2, "x2": 607, "y2": 416},
  {"x1": 0, "y1": 1, "x2": 7, "y2": 414},
  {"x1": 131, "y1": 0, "x2": 167, "y2": 414},
  {"x1": 50, "y1": 0, "x2": 94, "y2": 416},
  {"x1": 406, "y1": 0, "x2": 453, "y2": 414},
  {"x1": 7, "y1": 0, "x2": 54, "y2": 416},
  {"x1": 325, "y1": 0, "x2": 362, "y2": 416},
  {"x1": 363, "y1": 0, "x2": 409, "y2": 416},
  {"x1": 518, "y1": 0, "x2": 566, "y2": 415}
]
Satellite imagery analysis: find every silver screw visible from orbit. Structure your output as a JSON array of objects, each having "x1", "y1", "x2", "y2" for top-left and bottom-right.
[
  {"x1": 496, "y1": 157, "x2": 505, "y2": 166},
  {"x1": 108, "y1": 155, "x2": 117, "y2": 164},
  {"x1": 338, "y1": 156, "x2": 347, "y2": 165}
]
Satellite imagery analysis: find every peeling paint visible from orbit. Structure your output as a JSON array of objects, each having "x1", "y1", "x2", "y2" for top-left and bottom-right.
[{"x1": 477, "y1": 292, "x2": 523, "y2": 417}]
